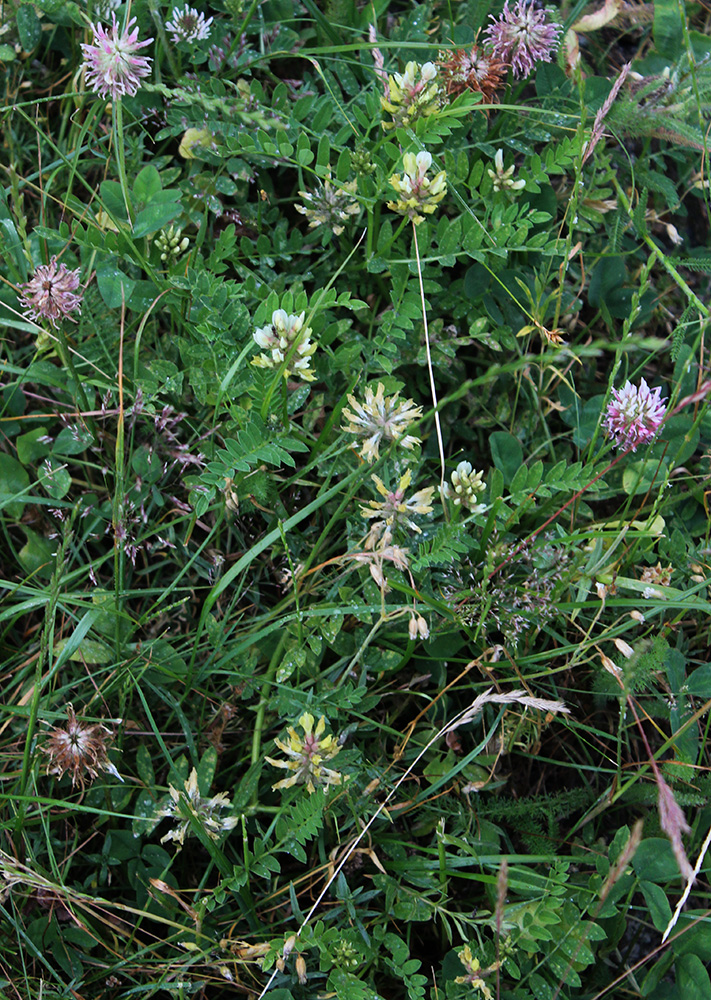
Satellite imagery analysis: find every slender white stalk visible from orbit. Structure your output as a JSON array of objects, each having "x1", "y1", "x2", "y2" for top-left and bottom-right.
[
  {"x1": 662, "y1": 818, "x2": 711, "y2": 943},
  {"x1": 412, "y1": 222, "x2": 447, "y2": 508}
]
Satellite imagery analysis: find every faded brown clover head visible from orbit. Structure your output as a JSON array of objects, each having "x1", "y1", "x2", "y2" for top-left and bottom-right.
[
  {"x1": 19, "y1": 256, "x2": 83, "y2": 328},
  {"x1": 42, "y1": 705, "x2": 122, "y2": 789}
]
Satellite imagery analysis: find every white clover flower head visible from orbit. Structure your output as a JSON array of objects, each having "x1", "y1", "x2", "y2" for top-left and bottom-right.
[
  {"x1": 166, "y1": 5, "x2": 214, "y2": 44},
  {"x1": 159, "y1": 768, "x2": 238, "y2": 846},
  {"x1": 446, "y1": 461, "x2": 487, "y2": 512},
  {"x1": 252, "y1": 309, "x2": 318, "y2": 382},
  {"x1": 341, "y1": 382, "x2": 422, "y2": 462},
  {"x1": 80, "y1": 14, "x2": 153, "y2": 102},
  {"x1": 266, "y1": 712, "x2": 343, "y2": 794},
  {"x1": 487, "y1": 148, "x2": 526, "y2": 193},
  {"x1": 603, "y1": 378, "x2": 667, "y2": 452}
]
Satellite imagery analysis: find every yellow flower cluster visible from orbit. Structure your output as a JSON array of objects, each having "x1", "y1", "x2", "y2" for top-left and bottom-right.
[
  {"x1": 387, "y1": 151, "x2": 447, "y2": 225},
  {"x1": 381, "y1": 61, "x2": 441, "y2": 130},
  {"x1": 266, "y1": 712, "x2": 343, "y2": 794}
]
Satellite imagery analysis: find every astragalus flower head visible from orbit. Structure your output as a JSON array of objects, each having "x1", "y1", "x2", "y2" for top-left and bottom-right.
[
  {"x1": 484, "y1": 0, "x2": 562, "y2": 79},
  {"x1": 266, "y1": 713, "x2": 343, "y2": 794},
  {"x1": 159, "y1": 768, "x2": 238, "y2": 846},
  {"x1": 381, "y1": 60, "x2": 441, "y2": 129},
  {"x1": 252, "y1": 309, "x2": 317, "y2": 382},
  {"x1": 603, "y1": 378, "x2": 667, "y2": 452},
  {"x1": 295, "y1": 174, "x2": 360, "y2": 236},
  {"x1": 165, "y1": 4, "x2": 213, "y2": 43},
  {"x1": 155, "y1": 224, "x2": 190, "y2": 264},
  {"x1": 81, "y1": 14, "x2": 153, "y2": 101},
  {"x1": 360, "y1": 468, "x2": 435, "y2": 548},
  {"x1": 42, "y1": 705, "x2": 122, "y2": 789},
  {"x1": 342, "y1": 383, "x2": 422, "y2": 463},
  {"x1": 446, "y1": 461, "x2": 486, "y2": 512},
  {"x1": 387, "y1": 150, "x2": 447, "y2": 225},
  {"x1": 19, "y1": 257, "x2": 83, "y2": 327},
  {"x1": 438, "y1": 44, "x2": 507, "y2": 105},
  {"x1": 488, "y1": 148, "x2": 526, "y2": 193}
]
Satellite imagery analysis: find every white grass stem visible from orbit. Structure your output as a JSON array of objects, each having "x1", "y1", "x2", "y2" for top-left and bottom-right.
[
  {"x1": 412, "y1": 222, "x2": 447, "y2": 508},
  {"x1": 662, "y1": 818, "x2": 711, "y2": 943}
]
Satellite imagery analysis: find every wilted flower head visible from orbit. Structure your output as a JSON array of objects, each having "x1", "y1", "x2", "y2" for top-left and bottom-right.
[
  {"x1": 42, "y1": 705, "x2": 122, "y2": 789},
  {"x1": 165, "y1": 5, "x2": 213, "y2": 43},
  {"x1": 484, "y1": 0, "x2": 562, "y2": 79},
  {"x1": 361, "y1": 468, "x2": 435, "y2": 548},
  {"x1": 387, "y1": 150, "x2": 448, "y2": 225},
  {"x1": 488, "y1": 148, "x2": 526, "y2": 193},
  {"x1": 342, "y1": 382, "x2": 422, "y2": 462},
  {"x1": 252, "y1": 309, "x2": 318, "y2": 382},
  {"x1": 438, "y1": 44, "x2": 507, "y2": 105},
  {"x1": 381, "y1": 60, "x2": 441, "y2": 129},
  {"x1": 446, "y1": 461, "x2": 487, "y2": 512},
  {"x1": 81, "y1": 14, "x2": 153, "y2": 101},
  {"x1": 408, "y1": 613, "x2": 429, "y2": 641},
  {"x1": 19, "y1": 257, "x2": 83, "y2": 328},
  {"x1": 603, "y1": 378, "x2": 667, "y2": 451},
  {"x1": 266, "y1": 712, "x2": 343, "y2": 794},
  {"x1": 295, "y1": 174, "x2": 360, "y2": 236},
  {"x1": 159, "y1": 768, "x2": 238, "y2": 845}
]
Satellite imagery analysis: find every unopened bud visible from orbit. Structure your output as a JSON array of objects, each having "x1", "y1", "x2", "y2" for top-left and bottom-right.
[{"x1": 629, "y1": 610, "x2": 645, "y2": 623}]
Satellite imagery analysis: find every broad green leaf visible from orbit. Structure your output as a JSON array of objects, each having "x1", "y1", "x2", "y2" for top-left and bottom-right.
[
  {"x1": 39, "y1": 456, "x2": 71, "y2": 499},
  {"x1": 632, "y1": 838, "x2": 679, "y2": 883},
  {"x1": 96, "y1": 261, "x2": 136, "y2": 308},
  {"x1": 18, "y1": 528, "x2": 55, "y2": 576},
  {"x1": 53, "y1": 637, "x2": 112, "y2": 663},
  {"x1": 132, "y1": 202, "x2": 182, "y2": 238},
  {"x1": 640, "y1": 880, "x2": 671, "y2": 932},
  {"x1": 653, "y1": 0, "x2": 683, "y2": 59},
  {"x1": 132, "y1": 164, "x2": 162, "y2": 203},
  {"x1": 17, "y1": 427, "x2": 50, "y2": 465},
  {"x1": 490, "y1": 431, "x2": 523, "y2": 485},
  {"x1": 677, "y1": 953, "x2": 711, "y2": 999},
  {"x1": 0, "y1": 453, "x2": 30, "y2": 517},
  {"x1": 16, "y1": 4, "x2": 41, "y2": 50}
]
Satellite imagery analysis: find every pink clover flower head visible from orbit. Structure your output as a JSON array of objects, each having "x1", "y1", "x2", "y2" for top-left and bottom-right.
[
  {"x1": 19, "y1": 256, "x2": 83, "y2": 327},
  {"x1": 484, "y1": 0, "x2": 562, "y2": 79},
  {"x1": 80, "y1": 14, "x2": 153, "y2": 102},
  {"x1": 603, "y1": 378, "x2": 667, "y2": 452}
]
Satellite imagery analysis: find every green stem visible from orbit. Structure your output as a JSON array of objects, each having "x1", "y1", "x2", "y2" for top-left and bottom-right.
[
  {"x1": 113, "y1": 99, "x2": 133, "y2": 227},
  {"x1": 250, "y1": 630, "x2": 289, "y2": 803},
  {"x1": 14, "y1": 513, "x2": 75, "y2": 849}
]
